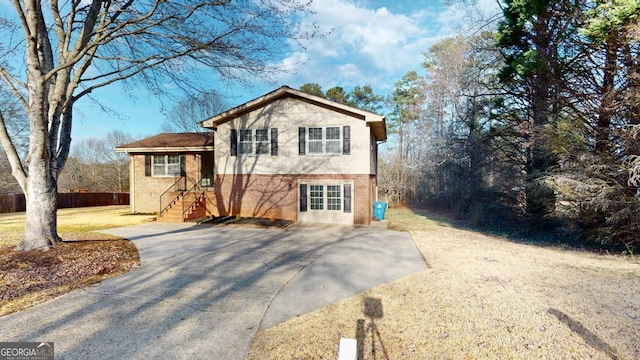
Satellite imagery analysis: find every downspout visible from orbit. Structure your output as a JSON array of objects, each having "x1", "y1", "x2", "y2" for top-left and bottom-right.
[
  {"x1": 130, "y1": 153, "x2": 135, "y2": 213},
  {"x1": 212, "y1": 129, "x2": 217, "y2": 183}
]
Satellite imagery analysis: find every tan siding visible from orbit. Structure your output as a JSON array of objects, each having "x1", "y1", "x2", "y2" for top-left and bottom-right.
[
  {"x1": 370, "y1": 132, "x2": 378, "y2": 175},
  {"x1": 215, "y1": 98, "x2": 372, "y2": 176}
]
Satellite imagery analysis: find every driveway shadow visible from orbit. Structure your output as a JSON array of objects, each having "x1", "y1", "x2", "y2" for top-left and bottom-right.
[{"x1": 0, "y1": 223, "x2": 427, "y2": 360}]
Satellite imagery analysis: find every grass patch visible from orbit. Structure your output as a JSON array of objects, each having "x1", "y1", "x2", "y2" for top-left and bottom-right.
[
  {"x1": 400, "y1": 206, "x2": 628, "y2": 254},
  {"x1": 0, "y1": 205, "x2": 155, "y2": 247},
  {"x1": 386, "y1": 206, "x2": 458, "y2": 232},
  {"x1": 247, "y1": 206, "x2": 640, "y2": 359}
]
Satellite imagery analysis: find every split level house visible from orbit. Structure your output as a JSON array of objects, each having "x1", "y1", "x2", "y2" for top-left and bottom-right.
[{"x1": 116, "y1": 86, "x2": 387, "y2": 225}]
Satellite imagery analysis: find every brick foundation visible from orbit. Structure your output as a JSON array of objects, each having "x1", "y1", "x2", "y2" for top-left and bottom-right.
[{"x1": 206, "y1": 174, "x2": 375, "y2": 225}]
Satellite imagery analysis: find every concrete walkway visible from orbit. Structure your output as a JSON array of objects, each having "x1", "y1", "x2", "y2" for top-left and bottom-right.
[{"x1": 0, "y1": 223, "x2": 427, "y2": 359}]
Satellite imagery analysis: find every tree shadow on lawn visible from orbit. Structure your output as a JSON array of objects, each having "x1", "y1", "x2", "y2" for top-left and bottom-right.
[{"x1": 548, "y1": 308, "x2": 619, "y2": 359}]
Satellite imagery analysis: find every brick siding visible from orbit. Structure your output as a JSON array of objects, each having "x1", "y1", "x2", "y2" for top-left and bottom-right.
[
  {"x1": 131, "y1": 153, "x2": 202, "y2": 214},
  {"x1": 131, "y1": 154, "x2": 375, "y2": 225},
  {"x1": 206, "y1": 173, "x2": 374, "y2": 225}
]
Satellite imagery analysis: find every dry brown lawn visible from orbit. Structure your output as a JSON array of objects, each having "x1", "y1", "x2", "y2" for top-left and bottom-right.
[
  {"x1": 0, "y1": 206, "x2": 155, "y2": 316},
  {"x1": 248, "y1": 207, "x2": 640, "y2": 360},
  {"x1": 0, "y1": 205, "x2": 155, "y2": 248}
]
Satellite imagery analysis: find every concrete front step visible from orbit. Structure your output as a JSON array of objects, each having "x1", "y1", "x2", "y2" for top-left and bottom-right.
[{"x1": 159, "y1": 199, "x2": 206, "y2": 222}]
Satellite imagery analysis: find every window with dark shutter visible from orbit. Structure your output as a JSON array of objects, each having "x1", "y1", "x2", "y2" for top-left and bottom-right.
[
  {"x1": 344, "y1": 184, "x2": 352, "y2": 213},
  {"x1": 271, "y1": 128, "x2": 278, "y2": 156},
  {"x1": 179, "y1": 154, "x2": 186, "y2": 176},
  {"x1": 299, "y1": 184, "x2": 308, "y2": 212},
  {"x1": 144, "y1": 155, "x2": 151, "y2": 177},
  {"x1": 343, "y1": 126, "x2": 351, "y2": 155},
  {"x1": 230, "y1": 129, "x2": 238, "y2": 156},
  {"x1": 298, "y1": 127, "x2": 306, "y2": 155},
  {"x1": 254, "y1": 129, "x2": 268, "y2": 154}
]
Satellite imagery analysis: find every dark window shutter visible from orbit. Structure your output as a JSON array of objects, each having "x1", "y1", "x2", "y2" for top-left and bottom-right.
[
  {"x1": 299, "y1": 184, "x2": 308, "y2": 212},
  {"x1": 271, "y1": 128, "x2": 278, "y2": 156},
  {"x1": 344, "y1": 184, "x2": 352, "y2": 213},
  {"x1": 230, "y1": 129, "x2": 238, "y2": 156},
  {"x1": 144, "y1": 155, "x2": 151, "y2": 177},
  {"x1": 343, "y1": 126, "x2": 351, "y2": 155},
  {"x1": 298, "y1": 127, "x2": 306, "y2": 155},
  {"x1": 179, "y1": 154, "x2": 186, "y2": 176}
]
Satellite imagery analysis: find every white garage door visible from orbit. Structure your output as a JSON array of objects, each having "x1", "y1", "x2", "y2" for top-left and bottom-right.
[{"x1": 298, "y1": 180, "x2": 354, "y2": 225}]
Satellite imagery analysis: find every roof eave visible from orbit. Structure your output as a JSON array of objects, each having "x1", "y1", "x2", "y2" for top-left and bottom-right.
[
  {"x1": 200, "y1": 86, "x2": 388, "y2": 130},
  {"x1": 367, "y1": 116, "x2": 387, "y2": 141},
  {"x1": 115, "y1": 146, "x2": 214, "y2": 154},
  {"x1": 200, "y1": 87, "x2": 293, "y2": 129}
]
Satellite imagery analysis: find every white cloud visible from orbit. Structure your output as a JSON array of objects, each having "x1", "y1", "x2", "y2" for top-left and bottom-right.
[
  {"x1": 280, "y1": 51, "x2": 311, "y2": 73},
  {"x1": 310, "y1": 1, "x2": 427, "y2": 71},
  {"x1": 274, "y1": 0, "x2": 463, "y2": 93},
  {"x1": 336, "y1": 63, "x2": 363, "y2": 82}
]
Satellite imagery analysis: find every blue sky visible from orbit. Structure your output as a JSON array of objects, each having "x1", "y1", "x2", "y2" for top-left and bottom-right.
[{"x1": 2, "y1": 0, "x2": 501, "y2": 143}]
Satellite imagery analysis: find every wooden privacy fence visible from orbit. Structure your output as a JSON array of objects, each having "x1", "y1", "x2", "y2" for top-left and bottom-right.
[{"x1": 0, "y1": 192, "x2": 129, "y2": 214}]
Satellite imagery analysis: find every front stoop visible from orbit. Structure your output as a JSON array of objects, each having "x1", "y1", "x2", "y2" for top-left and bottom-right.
[
  {"x1": 369, "y1": 219, "x2": 389, "y2": 229},
  {"x1": 158, "y1": 193, "x2": 207, "y2": 222}
]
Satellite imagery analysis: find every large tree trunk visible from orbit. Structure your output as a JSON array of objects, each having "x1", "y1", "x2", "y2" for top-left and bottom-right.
[
  {"x1": 19, "y1": 164, "x2": 60, "y2": 250},
  {"x1": 17, "y1": 107, "x2": 67, "y2": 250},
  {"x1": 17, "y1": 1, "x2": 61, "y2": 251},
  {"x1": 623, "y1": 42, "x2": 640, "y2": 125},
  {"x1": 596, "y1": 32, "x2": 618, "y2": 155},
  {"x1": 524, "y1": 12, "x2": 559, "y2": 227}
]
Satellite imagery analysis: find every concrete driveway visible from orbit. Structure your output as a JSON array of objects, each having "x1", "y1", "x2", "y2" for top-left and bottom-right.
[{"x1": 0, "y1": 223, "x2": 427, "y2": 359}]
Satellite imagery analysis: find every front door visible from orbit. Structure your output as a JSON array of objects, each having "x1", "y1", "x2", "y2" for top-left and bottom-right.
[{"x1": 200, "y1": 152, "x2": 214, "y2": 187}]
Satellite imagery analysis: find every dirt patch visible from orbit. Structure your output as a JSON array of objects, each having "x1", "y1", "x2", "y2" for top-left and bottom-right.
[
  {"x1": 0, "y1": 239, "x2": 140, "y2": 316},
  {"x1": 204, "y1": 216, "x2": 294, "y2": 229},
  {"x1": 247, "y1": 207, "x2": 640, "y2": 359},
  {"x1": 0, "y1": 205, "x2": 153, "y2": 316}
]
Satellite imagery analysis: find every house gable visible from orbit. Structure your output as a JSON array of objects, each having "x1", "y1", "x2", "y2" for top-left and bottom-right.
[
  {"x1": 200, "y1": 86, "x2": 386, "y2": 141},
  {"x1": 211, "y1": 97, "x2": 378, "y2": 176}
]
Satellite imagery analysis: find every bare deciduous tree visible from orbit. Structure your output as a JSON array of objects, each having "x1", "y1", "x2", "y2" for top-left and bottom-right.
[
  {"x1": 0, "y1": 1, "x2": 318, "y2": 250},
  {"x1": 103, "y1": 130, "x2": 136, "y2": 192},
  {"x1": 62, "y1": 130, "x2": 135, "y2": 192},
  {"x1": 0, "y1": 84, "x2": 27, "y2": 194},
  {"x1": 161, "y1": 91, "x2": 228, "y2": 133}
]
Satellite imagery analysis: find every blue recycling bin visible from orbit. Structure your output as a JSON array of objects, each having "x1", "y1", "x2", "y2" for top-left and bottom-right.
[{"x1": 373, "y1": 201, "x2": 387, "y2": 220}]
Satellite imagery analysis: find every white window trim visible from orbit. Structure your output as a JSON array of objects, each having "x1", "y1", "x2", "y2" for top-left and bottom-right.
[
  {"x1": 152, "y1": 155, "x2": 181, "y2": 177},
  {"x1": 238, "y1": 129, "x2": 253, "y2": 155},
  {"x1": 255, "y1": 129, "x2": 270, "y2": 155},
  {"x1": 326, "y1": 184, "x2": 342, "y2": 211},
  {"x1": 309, "y1": 184, "x2": 324, "y2": 211},
  {"x1": 238, "y1": 128, "x2": 269, "y2": 156},
  {"x1": 307, "y1": 183, "x2": 343, "y2": 212},
  {"x1": 307, "y1": 126, "x2": 342, "y2": 155}
]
